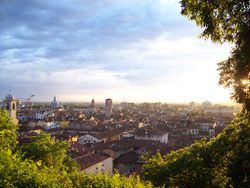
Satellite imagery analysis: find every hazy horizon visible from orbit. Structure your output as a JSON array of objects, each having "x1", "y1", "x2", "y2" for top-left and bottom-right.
[{"x1": 1, "y1": 95, "x2": 236, "y2": 106}]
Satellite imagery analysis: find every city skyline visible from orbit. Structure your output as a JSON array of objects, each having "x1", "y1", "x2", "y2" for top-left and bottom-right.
[{"x1": 0, "y1": 0, "x2": 233, "y2": 103}]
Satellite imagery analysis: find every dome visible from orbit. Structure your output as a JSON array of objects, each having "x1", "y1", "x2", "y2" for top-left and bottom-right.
[
  {"x1": 5, "y1": 93, "x2": 16, "y2": 101},
  {"x1": 51, "y1": 96, "x2": 58, "y2": 109},
  {"x1": 51, "y1": 96, "x2": 57, "y2": 103}
]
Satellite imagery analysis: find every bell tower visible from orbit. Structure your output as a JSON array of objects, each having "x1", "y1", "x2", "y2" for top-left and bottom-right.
[{"x1": 5, "y1": 93, "x2": 19, "y2": 124}]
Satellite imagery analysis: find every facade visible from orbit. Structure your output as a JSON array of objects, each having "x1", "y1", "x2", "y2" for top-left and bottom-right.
[
  {"x1": 114, "y1": 151, "x2": 140, "y2": 175},
  {"x1": 204, "y1": 107, "x2": 235, "y2": 114},
  {"x1": 35, "y1": 111, "x2": 49, "y2": 120},
  {"x1": 105, "y1": 98, "x2": 113, "y2": 118},
  {"x1": 28, "y1": 121, "x2": 60, "y2": 130},
  {"x1": 4, "y1": 93, "x2": 19, "y2": 124},
  {"x1": 78, "y1": 134, "x2": 101, "y2": 145},
  {"x1": 134, "y1": 127, "x2": 169, "y2": 144},
  {"x1": 75, "y1": 153, "x2": 113, "y2": 175},
  {"x1": 44, "y1": 121, "x2": 60, "y2": 130},
  {"x1": 189, "y1": 128, "x2": 199, "y2": 135}
]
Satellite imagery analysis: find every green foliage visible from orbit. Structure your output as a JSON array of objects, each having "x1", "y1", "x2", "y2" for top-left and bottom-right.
[
  {"x1": 0, "y1": 109, "x2": 150, "y2": 187},
  {"x1": 181, "y1": 0, "x2": 249, "y2": 43},
  {"x1": 0, "y1": 149, "x2": 151, "y2": 188},
  {"x1": 217, "y1": 29, "x2": 250, "y2": 110},
  {"x1": 21, "y1": 133, "x2": 69, "y2": 167},
  {"x1": 0, "y1": 150, "x2": 74, "y2": 188},
  {"x1": 143, "y1": 110, "x2": 250, "y2": 187},
  {"x1": 181, "y1": 0, "x2": 250, "y2": 110},
  {"x1": 70, "y1": 172, "x2": 152, "y2": 188},
  {"x1": 0, "y1": 110, "x2": 18, "y2": 151}
]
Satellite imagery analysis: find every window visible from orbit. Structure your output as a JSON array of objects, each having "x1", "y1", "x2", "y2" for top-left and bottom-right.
[
  {"x1": 6, "y1": 103, "x2": 9, "y2": 110},
  {"x1": 12, "y1": 103, "x2": 15, "y2": 110}
]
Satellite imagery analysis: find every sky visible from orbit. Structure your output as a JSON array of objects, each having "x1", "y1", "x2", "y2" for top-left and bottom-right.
[{"x1": 0, "y1": 0, "x2": 233, "y2": 103}]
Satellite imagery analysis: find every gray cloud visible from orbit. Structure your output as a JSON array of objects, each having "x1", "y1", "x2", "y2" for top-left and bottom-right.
[{"x1": 0, "y1": 0, "x2": 231, "y2": 102}]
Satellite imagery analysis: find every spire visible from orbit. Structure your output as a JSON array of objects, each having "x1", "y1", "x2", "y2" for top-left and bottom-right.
[{"x1": 51, "y1": 96, "x2": 58, "y2": 109}]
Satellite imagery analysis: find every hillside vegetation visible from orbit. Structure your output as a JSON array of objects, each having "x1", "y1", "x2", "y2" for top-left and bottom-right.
[
  {"x1": 0, "y1": 110, "x2": 151, "y2": 188},
  {"x1": 143, "y1": 110, "x2": 250, "y2": 187}
]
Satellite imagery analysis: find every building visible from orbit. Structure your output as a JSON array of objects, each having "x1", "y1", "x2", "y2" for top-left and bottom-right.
[
  {"x1": 51, "y1": 96, "x2": 58, "y2": 109},
  {"x1": 114, "y1": 151, "x2": 140, "y2": 175},
  {"x1": 77, "y1": 127, "x2": 131, "y2": 145},
  {"x1": 204, "y1": 107, "x2": 235, "y2": 114},
  {"x1": 35, "y1": 110, "x2": 49, "y2": 120},
  {"x1": 105, "y1": 98, "x2": 113, "y2": 118},
  {"x1": 91, "y1": 98, "x2": 95, "y2": 108},
  {"x1": 202, "y1": 101, "x2": 213, "y2": 108},
  {"x1": 134, "y1": 127, "x2": 169, "y2": 144},
  {"x1": 28, "y1": 121, "x2": 60, "y2": 130},
  {"x1": 78, "y1": 134, "x2": 101, "y2": 145},
  {"x1": 4, "y1": 93, "x2": 19, "y2": 124},
  {"x1": 74, "y1": 153, "x2": 113, "y2": 175}
]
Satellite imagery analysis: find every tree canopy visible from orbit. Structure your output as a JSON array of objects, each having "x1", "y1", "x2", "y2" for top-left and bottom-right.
[
  {"x1": 21, "y1": 133, "x2": 70, "y2": 167},
  {"x1": 181, "y1": 0, "x2": 250, "y2": 110},
  {"x1": 0, "y1": 109, "x2": 151, "y2": 187},
  {"x1": 143, "y1": 110, "x2": 250, "y2": 187},
  {"x1": 0, "y1": 110, "x2": 18, "y2": 151}
]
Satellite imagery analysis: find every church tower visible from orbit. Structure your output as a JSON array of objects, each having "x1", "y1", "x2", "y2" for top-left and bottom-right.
[
  {"x1": 51, "y1": 96, "x2": 58, "y2": 109},
  {"x1": 4, "y1": 93, "x2": 19, "y2": 124},
  {"x1": 91, "y1": 98, "x2": 95, "y2": 108}
]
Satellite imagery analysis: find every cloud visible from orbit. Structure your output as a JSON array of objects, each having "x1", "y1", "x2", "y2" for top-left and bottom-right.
[{"x1": 0, "y1": 0, "x2": 232, "y2": 102}]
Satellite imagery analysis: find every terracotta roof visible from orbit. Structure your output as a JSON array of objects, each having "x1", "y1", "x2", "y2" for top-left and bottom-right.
[
  {"x1": 68, "y1": 150, "x2": 83, "y2": 158},
  {"x1": 71, "y1": 142, "x2": 89, "y2": 154},
  {"x1": 91, "y1": 127, "x2": 132, "y2": 140},
  {"x1": 88, "y1": 138, "x2": 166, "y2": 153},
  {"x1": 74, "y1": 153, "x2": 111, "y2": 170},
  {"x1": 54, "y1": 132, "x2": 77, "y2": 141},
  {"x1": 134, "y1": 127, "x2": 166, "y2": 136},
  {"x1": 115, "y1": 151, "x2": 139, "y2": 164}
]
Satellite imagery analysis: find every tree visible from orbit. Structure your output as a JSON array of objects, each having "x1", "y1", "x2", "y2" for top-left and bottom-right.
[
  {"x1": 143, "y1": 110, "x2": 250, "y2": 187},
  {"x1": 21, "y1": 133, "x2": 71, "y2": 167},
  {"x1": 69, "y1": 172, "x2": 152, "y2": 188},
  {"x1": 0, "y1": 109, "x2": 151, "y2": 187},
  {"x1": 0, "y1": 150, "x2": 73, "y2": 187},
  {"x1": 181, "y1": 0, "x2": 250, "y2": 110},
  {"x1": 0, "y1": 110, "x2": 18, "y2": 151}
]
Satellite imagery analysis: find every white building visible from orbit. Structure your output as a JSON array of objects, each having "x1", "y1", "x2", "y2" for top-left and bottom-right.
[
  {"x1": 35, "y1": 111, "x2": 49, "y2": 120},
  {"x1": 28, "y1": 121, "x2": 60, "y2": 130},
  {"x1": 78, "y1": 134, "x2": 101, "y2": 145},
  {"x1": 75, "y1": 153, "x2": 113, "y2": 175},
  {"x1": 134, "y1": 127, "x2": 168, "y2": 144},
  {"x1": 44, "y1": 121, "x2": 60, "y2": 130},
  {"x1": 189, "y1": 128, "x2": 199, "y2": 135}
]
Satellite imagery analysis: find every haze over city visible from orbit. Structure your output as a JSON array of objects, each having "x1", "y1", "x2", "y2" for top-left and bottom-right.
[{"x1": 0, "y1": 0, "x2": 233, "y2": 103}]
